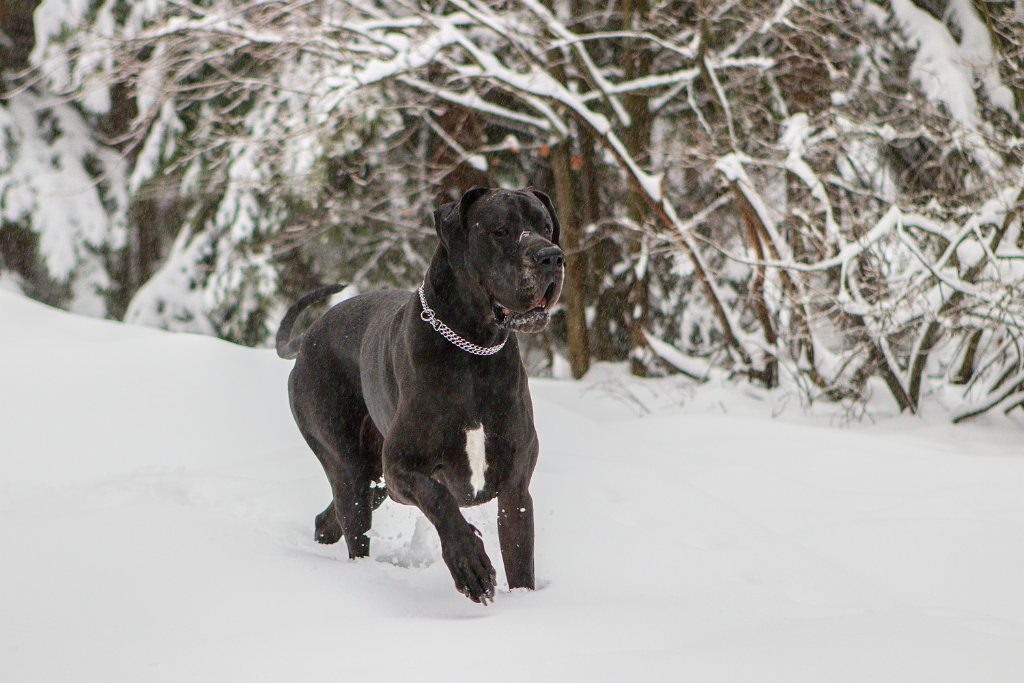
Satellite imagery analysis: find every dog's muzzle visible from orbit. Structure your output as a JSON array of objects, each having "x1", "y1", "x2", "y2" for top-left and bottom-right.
[{"x1": 493, "y1": 245, "x2": 564, "y2": 332}]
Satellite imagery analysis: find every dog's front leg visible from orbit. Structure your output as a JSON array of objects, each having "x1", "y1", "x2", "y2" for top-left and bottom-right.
[
  {"x1": 498, "y1": 487, "x2": 535, "y2": 590},
  {"x1": 388, "y1": 467, "x2": 496, "y2": 603}
]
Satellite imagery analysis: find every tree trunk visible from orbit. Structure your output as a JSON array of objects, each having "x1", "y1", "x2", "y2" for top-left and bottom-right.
[
  {"x1": 0, "y1": 1, "x2": 38, "y2": 75},
  {"x1": 545, "y1": 0, "x2": 590, "y2": 378},
  {"x1": 622, "y1": 0, "x2": 652, "y2": 377},
  {"x1": 584, "y1": 128, "x2": 623, "y2": 362},
  {"x1": 551, "y1": 141, "x2": 591, "y2": 378}
]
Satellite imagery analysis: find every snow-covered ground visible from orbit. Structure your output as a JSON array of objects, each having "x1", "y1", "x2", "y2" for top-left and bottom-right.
[{"x1": 2, "y1": 288, "x2": 1023, "y2": 682}]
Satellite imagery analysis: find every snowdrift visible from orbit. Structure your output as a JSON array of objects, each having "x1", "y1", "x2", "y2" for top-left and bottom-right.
[{"x1": 2, "y1": 289, "x2": 1023, "y2": 682}]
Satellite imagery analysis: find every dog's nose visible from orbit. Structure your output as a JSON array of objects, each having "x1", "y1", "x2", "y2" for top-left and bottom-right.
[{"x1": 534, "y1": 246, "x2": 564, "y2": 271}]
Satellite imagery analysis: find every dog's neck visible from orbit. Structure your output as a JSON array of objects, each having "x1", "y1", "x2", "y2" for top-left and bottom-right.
[{"x1": 421, "y1": 246, "x2": 508, "y2": 349}]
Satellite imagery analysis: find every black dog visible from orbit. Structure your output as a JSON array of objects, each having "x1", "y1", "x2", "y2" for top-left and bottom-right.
[{"x1": 276, "y1": 187, "x2": 564, "y2": 603}]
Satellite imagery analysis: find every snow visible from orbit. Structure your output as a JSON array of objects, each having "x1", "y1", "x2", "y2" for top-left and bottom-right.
[
  {"x1": 888, "y1": 0, "x2": 977, "y2": 127},
  {"x1": 948, "y1": 0, "x2": 1019, "y2": 121},
  {"x1": 519, "y1": 0, "x2": 630, "y2": 126},
  {"x1": 124, "y1": 226, "x2": 215, "y2": 335},
  {"x1": 128, "y1": 99, "x2": 183, "y2": 194},
  {"x1": 886, "y1": 0, "x2": 1005, "y2": 173},
  {"x1": 0, "y1": 94, "x2": 127, "y2": 282},
  {"x1": 3, "y1": 289, "x2": 1024, "y2": 682},
  {"x1": 643, "y1": 331, "x2": 713, "y2": 379},
  {"x1": 30, "y1": 0, "x2": 92, "y2": 65},
  {"x1": 401, "y1": 78, "x2": 552, "y2": 130},
  {"x1": 780, "y1": 114, "x2": 838, "y2": 238}
]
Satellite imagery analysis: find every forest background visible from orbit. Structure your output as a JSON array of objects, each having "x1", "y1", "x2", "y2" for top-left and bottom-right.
[{"x1": 1, "y1": 0, "x2": 1023, "y2": 421}]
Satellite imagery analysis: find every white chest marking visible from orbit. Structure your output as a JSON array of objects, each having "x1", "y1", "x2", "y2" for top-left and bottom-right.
[{"x1": 465, "y1": 424, "x2": 488, "y2": 495}]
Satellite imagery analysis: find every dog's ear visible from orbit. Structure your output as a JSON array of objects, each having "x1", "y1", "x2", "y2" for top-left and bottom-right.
[
  {"x1": 434, "y1": 187, "x2": 489, "y2": 249},
  {"x1": 527, "y1": 187, "x2": 561, "y2": 246},
  {"x1": 458, "y1": 186, "x2": 490, "y2": 230},
  {"x1": 432, "y1": 201, "x2": 457, "y2": 248}
]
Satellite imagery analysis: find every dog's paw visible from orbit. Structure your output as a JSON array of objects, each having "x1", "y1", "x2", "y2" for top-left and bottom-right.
[
  {"x1": 314, "y1": 505, "x2": 342, "y2": 545},
  {"x1": 442, "y1": 527, "x2": 497, "y2": 605}
]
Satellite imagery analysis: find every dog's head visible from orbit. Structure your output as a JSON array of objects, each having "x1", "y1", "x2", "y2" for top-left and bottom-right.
[{"x1": 434, "y1": 187, "x2": 564, "y2": 333}]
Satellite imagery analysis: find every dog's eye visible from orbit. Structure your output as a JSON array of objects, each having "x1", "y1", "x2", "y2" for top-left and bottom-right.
[{"x1": 493, "y1": 227, "x2": 509, "y2": 238}]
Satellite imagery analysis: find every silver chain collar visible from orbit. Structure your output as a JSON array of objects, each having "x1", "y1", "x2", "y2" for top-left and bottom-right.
[{"x1": 417, "y1": 283, "x2": 508, "y2": 356}]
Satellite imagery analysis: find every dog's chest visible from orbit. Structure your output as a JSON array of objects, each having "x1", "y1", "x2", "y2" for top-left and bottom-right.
[
  {"x1": 463, "y1": 424, "x2": 489, "y2": 495},
  {"x1": 444, "y1": 417, "x2": 520, "y2": 503},
  {"x1": 425, "y1": 368, "x2": 532, "y2": 503}
]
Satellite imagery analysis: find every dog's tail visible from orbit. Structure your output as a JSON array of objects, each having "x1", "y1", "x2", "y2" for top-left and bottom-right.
[{"x1": 276, "y1": 284, "x2": 348, "y2": 360}]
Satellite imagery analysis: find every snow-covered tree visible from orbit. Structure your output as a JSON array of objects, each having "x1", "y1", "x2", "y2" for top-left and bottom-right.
[
  {"x1": 3, "y1": 0, "x2": 1023, "y2": 419},
  {"x1": 0, "y1": 1, "x2": 128, "y2": 314}
]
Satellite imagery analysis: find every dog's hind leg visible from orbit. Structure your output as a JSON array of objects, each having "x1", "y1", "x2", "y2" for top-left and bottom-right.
[
  {"x1": 314, "y1": 502, "x2": 342, "y2": 545},
  {"x1": 297, "y1": 410, "x2": 382, "y2": 559},
  {"x1": 304, "y1": 431, "x2": 375, "y2": 558},
  {"x1": 290, "y1": 362, "x2": 381, "y2": 558}
]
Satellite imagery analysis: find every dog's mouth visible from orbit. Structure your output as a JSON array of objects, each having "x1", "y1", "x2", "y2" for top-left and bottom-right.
[{"x1": 492, "y1": 282, "x2": 557, "y2": 332}]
